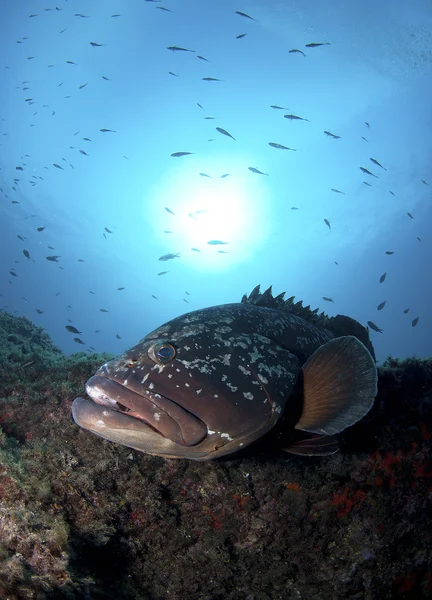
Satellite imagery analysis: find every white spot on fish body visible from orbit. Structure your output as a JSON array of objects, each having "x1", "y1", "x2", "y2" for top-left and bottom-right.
[
  {"x1": 257, "y1": 374, "x2": 268, "y2": 384},
  {"x1": 184, "y1": 383, "x2": 190, "y2": 387},
  {"x1": 196, "y1": 389, "x2": 202, "y2": 394},
  {"x1": 239, "y1": 365, "x2": 251, "y2": 376},
  {"x1": 249, "y1": 350, "x2": 263, "y2": 363},
  {"x1": 140, "y1": 374, "x2": 150, "y2": 385},
  {"x1": 226, "y1": 382, "x2": 238, "y2": 392},
  {"x1": 221, "y1": 432, "x2": 233, "y2": 441},
  {"x1": 153, "y1": 412, "x2": 161, "y2": 421},
  {"x1": 243, "y1": 392, "x2": 254, "y2": 400}
]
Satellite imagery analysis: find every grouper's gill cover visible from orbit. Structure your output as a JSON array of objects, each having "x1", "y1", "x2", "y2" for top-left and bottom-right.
[{"x1": 72, "y1": 285, "x2": 378, "y2": 460}]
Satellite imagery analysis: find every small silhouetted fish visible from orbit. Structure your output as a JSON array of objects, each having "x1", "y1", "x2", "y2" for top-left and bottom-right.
[
  {"x1": 324, "y1": 219, "x2": 331, "y2": 230},
  {"x1": 362, "y1": 137, "x2": 369, "y2": 142},
  {"x1": 379, "y1": 272, "x2": 387, "y2": 283},
  {"x1": 183, "y1": 298, "x2": 190, "y2": 303},
  {"x1": 363, "y1": 182, "x2": 372, "y2": 187},
  {"x1": 158, "y1": 271, "x2": 169, "y2": 276},
  {"x1": 365, "y1": 122, "x2": 370, "y2": 128},
  {"x1": 270, "y1": 105, "x2": 289, "y2": 110},
  {"x1": 17, "y1": 235, "x2": 26, "y2": 241},
  {"x1": 407, "y1": 212, "x2": 414, "y2": 219},
  {"x1": 269, "y1": 142, "x2": 296, "y2": 150},
  {"x1": 370, "y1": 158, "x2": 386, "y2": 170},
  {"x1": 66, "y1": 60, "x2": 77, "y2": 65},
  {"x1": 221, "y1": 173, "x2": 230, "y2": 178},
  {"x1": 165, "y1": 207, "x2": 175, "y2": 215},
  {"x1": 102, "y1": 76, "x2": 111, "y2": 80},
  {"x1": 90, "y1": 42, "x2": 104, "y2": 47},
  {"x1": 197, "y1": 55, "x2": 210, "y2": 62},
  {"x1": 191, "y1": 248, "x2": 201, "y2": 252},
  {"x1": 53, "y1": 163, "x2": 63, "y2": 169},
  {"x1": 159, "y1": 253, "x2": 180, "y2": 261},
  {"x1": 377, "y1": 301, "x2": 387, "y2": 311},
  {"x1": 10, "y1": 270, "x2": 18, "y2": 277},
  {"x1": 185, "y1": 291, "x2": 190, "y2": 295},
  {"x1": 83, "y1": 137, "x2": 91, "y2": 142},
  {"x1": 367, "y1": 321, "x2": 383, "y2": 333},
  {"x1": 169, "y1": 72, "x2": 178, "y2": 77},
  {"x1": 152, "y1": 295, "x2": 158, "y2": 300},
  {"x1": 23, "y1": 249, "x2": 30, "y2": 259},
  {"x1": 216, "y1": 127, "x2": 235, "y2": 140},
  {"x1": 100, "y1": 308, "x2": 109, "y2": 312},
  {"x1": 389, "y1": 191, "x2": 395, "y2": 196},
  {"x1": 412, "y1": 317, "x2": 419, "y2": 327},
  {"x1": 324, "y1": 131, "x2": 341, "y2": 139},
  {"x1": 284, "y1": 113, "x2": 309, "y2": 122},
  {"x1": 208, "y1": 240, "x2": 228, "y2": 245},
  {"x1": 291, "y1": 207, "x2": 299, "y2": 210},
  {"x1": 305, "y1": 42, "x2": 331, "y2": 47},
  {"x1": 46, "y1": 255, "x2": 60, "y2": 262},
  {"x1": 167, "y1": 46, "x2": 195, "y2": 52},
  {"x1": 171, "y1": 151, "x2": 193, "y2": 157},
  {"x1": 331, "y1": 188, "x2": 345, "y2": 194},
  {"x1": 360, "y1": 167, "x2": 378, "y2": 178},
  {"x1": 236, "y1": 33, "x2": 247, "y2": 39},
  {"x1": 16, "y1": 166, "x2": 23, "y2": 171},
  {"x1": 200, "y1": 173, "x2": 211, "y2": 178},
  {"x1": 36, "y1": 309, "x2": 44, "y2": 314},
  {"x1": 66, "y1": 325, "x2": 81, "y2": 334},
  {"x1": 385, "y1": 251, "x2": 394, "y2": 255},
  {"x1": 417, "y1": 237, "x2": 421, "y2": 242},
  {"x1": 235, "y1": 10, "x2": 256, "y2": 20},
  {"x1": 322, "y1": 297, "x2": 334, "y2": 303},
  {"x1": 289, "y1": 48, "x2": 306, "y2": 57},
  {"x1": 100, "y1": 128, "x2": 116, "y2": 133},
  {"x1": 421, "y1": 179, "x2": 428, "y2": 185},
  {"x1": 116, "y1": 334, "x2": 122, "y2": 339},
  {"x1": 202, "y1": 77, "x2": 222, "y2": 81},
  {"x1": 73, "y1": 337, "x2": 85, "y2": 344},
  {"x1": 249, "y1": 167, "x2": 268, "y2": 175},
  {"x1": 79, "y1": 150, "x2": 89, "y2": 156},
  {"x1": 164, "y1": 230, "x2": 172, "y2": 234},
  {"x1": 403, "y1": 308, "x2": 410, "y2": 314}
]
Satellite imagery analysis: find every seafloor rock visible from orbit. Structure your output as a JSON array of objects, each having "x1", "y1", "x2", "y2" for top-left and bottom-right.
[{"x1": 0, "y1": 311, "x2": 431, "y2": 600}]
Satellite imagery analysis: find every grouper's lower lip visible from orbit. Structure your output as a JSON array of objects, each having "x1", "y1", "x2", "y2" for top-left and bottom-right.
[{"x1": 80, "y1": 375, "x2": 207, "y2": 446}]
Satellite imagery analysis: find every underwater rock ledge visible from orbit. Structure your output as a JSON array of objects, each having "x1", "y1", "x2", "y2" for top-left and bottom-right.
[{"x1": 0, "y1": 312, "x2": 431, "y2": 600}]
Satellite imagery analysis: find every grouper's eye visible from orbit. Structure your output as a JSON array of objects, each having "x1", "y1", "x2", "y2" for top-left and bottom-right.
[{"x1": 148, "y1": 342, "x2": 176, "y2": 365}]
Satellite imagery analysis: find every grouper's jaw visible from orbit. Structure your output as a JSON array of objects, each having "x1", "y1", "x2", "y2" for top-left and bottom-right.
[{"x1": 82, "y1": 375, "x2": 208, "y2": 446}]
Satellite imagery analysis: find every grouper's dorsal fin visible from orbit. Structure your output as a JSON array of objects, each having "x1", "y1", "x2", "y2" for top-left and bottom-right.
[
  {"x1": 241, "y1": 284, "x2": 330, "y2": 327},
  {"x1": 241, "y1": 286, "x2": 376, "y2": 360}
]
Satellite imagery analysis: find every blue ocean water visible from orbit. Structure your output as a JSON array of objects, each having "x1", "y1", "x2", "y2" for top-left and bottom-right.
[{"x1": 1, "y1": 0, "x2": 431, "y2": 364}]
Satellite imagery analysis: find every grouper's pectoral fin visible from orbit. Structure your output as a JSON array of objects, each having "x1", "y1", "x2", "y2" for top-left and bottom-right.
[
  {"x1": 294, "y1": 335, "x2": 377, "y2": 436},
  {"x1": 282, "y1": 433, "x2": 339, "y2": 456}
]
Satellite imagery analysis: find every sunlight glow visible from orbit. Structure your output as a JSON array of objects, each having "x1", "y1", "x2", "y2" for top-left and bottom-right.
[{"x1": 146, "y1": 159, "x2": 271, "y2": 270}]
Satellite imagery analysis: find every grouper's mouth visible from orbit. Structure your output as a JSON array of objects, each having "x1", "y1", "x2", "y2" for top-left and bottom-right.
[{"x1": 71, "y1": 373, "x2": 208, "y2": 447}]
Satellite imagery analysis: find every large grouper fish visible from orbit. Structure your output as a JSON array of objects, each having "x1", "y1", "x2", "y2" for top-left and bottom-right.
[{"x1": 72, "y1": 285, "x2": 378, "y2": 460}]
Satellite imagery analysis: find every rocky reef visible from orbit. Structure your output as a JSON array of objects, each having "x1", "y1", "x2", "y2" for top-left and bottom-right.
[{"x1": 0, "y1": 311, "x2": 431, "y2": 599}]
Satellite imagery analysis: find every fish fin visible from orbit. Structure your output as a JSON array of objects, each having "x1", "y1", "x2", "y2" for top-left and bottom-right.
[
  {"x1": 295, "y1": 336, "x2": 377, "y2": 435},
  {"x1": 327, "y1": 314, "x2": 375, "y2": 361},
  {"x1": 282, "y1": 433, "x2": 339, "y2": 456}
]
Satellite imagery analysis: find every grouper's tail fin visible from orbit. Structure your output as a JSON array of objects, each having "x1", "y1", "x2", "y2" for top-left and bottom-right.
[{"x1": 294, "y1": 335, "x2": 378, "y2": 436}]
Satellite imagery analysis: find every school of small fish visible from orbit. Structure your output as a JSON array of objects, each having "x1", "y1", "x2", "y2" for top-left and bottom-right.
[{"x1": 0, "y1": 2, "x2": 427, "y2": 352}]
